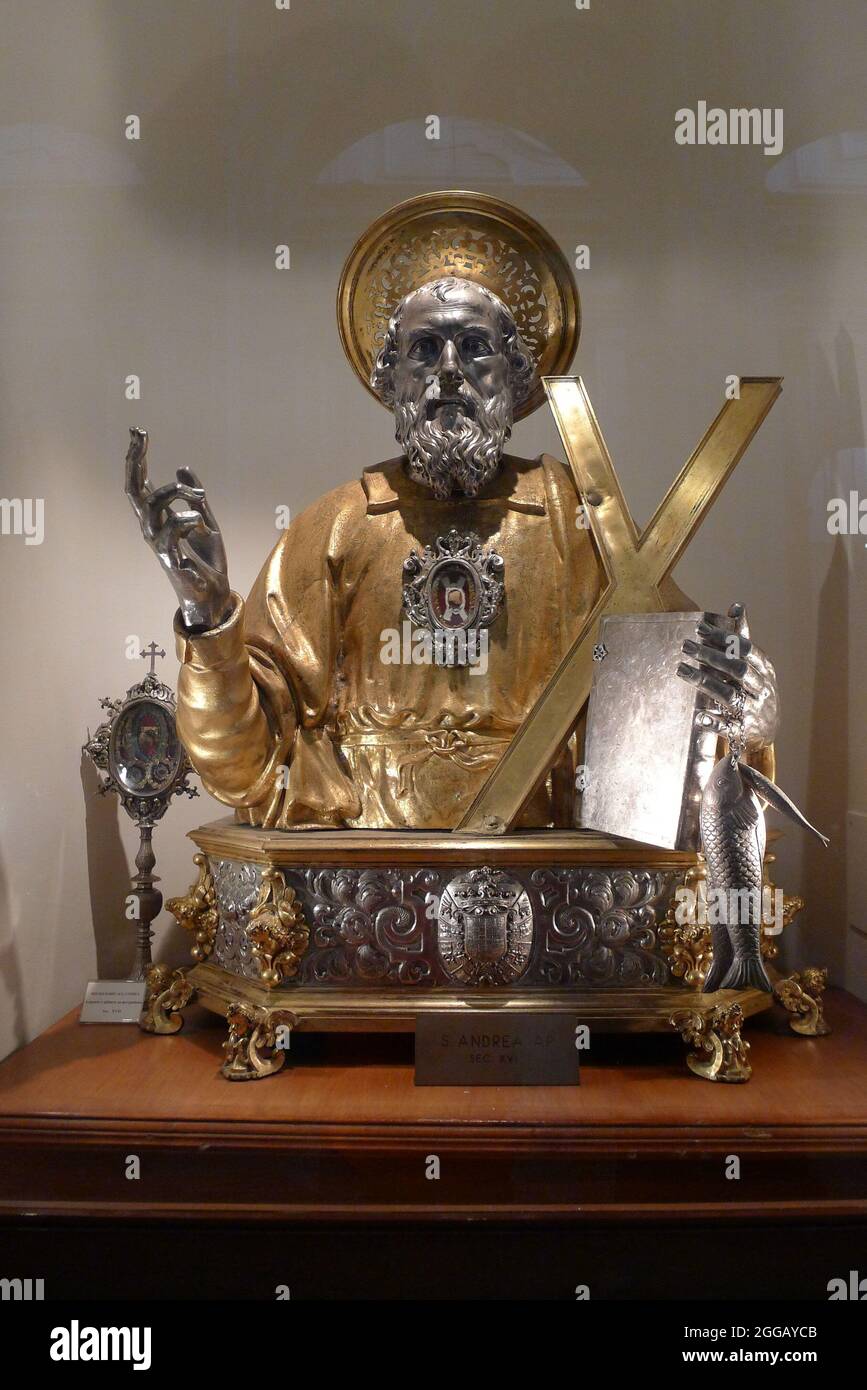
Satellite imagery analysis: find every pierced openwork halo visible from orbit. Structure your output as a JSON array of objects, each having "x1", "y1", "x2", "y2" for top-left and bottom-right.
[{"x1": 337, "y1": 190, "x2": 581, "y2": 420}]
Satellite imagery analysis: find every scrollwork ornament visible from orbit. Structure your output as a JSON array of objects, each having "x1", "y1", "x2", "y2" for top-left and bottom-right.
[
  {"x1": 167, "y1": 853, "x2": 219, "y2": 962},
  {"x1": 247, "y1": 869, "x2": 310, "y2": 987},
  {"x1": 531, "y1": 867, "x2": 672, "y2": 986},
  {"x1": 222, "y1": 1003, "x2": 296, "y2": 1081},
  {"x1": 671, "y1": 1003, "x2": 752, "y2": 1083},
  {"x1": 659, "y1": 863, "x2": 713, "y2": 987},
  {"x1": 138, "y1": 963, "x2": 194, "y2": 1035},
  {"x1": 301, "y1": 867, "x2": 431, "y2": 985},
  {"x1": 210, "y1": 859, "x2": 263, "y2": 976},
  {"x1": 773, "y1": 966, "x2": 831, "y2": 1036}
]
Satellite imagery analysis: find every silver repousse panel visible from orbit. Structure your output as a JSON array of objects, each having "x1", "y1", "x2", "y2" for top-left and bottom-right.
[
  {"x1": 212, "y1": 858, "x2": 264, "y2": 979},
  {"x1": 208, "y1": 857, "x2": 680, "y2": 988},
  {"x1": 298, "y1": 868, "x2": 437, "y2": 986},
  {"x1": 580, "y1": 613, "x2": 720, "y2": 851},
  {"x1": 529, "y1": 867, "x2": 675, "y2": 986}
]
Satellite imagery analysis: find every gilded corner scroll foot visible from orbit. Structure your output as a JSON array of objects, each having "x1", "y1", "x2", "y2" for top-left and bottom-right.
[
  {"x1": 221, "y1": 1002, "x2": 296, "y2": 1081},
  {"x1": 671, "y1": 1003, "x2": 752, "y2": 1082},
  {"x1": 773, "y1": 967, "x2": 831, "y2": 1036},
  {"x1": 139, "y1": 964, "x2": 195, "y2": 1035}
]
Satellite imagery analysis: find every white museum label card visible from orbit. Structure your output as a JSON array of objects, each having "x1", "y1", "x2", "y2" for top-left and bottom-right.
[{"x1": 79, "y1": 980, "x2": 147, "y2": 1024}]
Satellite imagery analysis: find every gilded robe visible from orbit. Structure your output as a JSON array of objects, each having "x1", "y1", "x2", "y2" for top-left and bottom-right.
[{"x1": 174, "y1": 452, "x2": 763, "y2": 830}]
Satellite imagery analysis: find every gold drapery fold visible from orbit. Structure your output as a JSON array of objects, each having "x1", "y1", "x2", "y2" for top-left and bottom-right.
[{"x1": 172, "y1": 452, "x2": 771, "y2": 830}]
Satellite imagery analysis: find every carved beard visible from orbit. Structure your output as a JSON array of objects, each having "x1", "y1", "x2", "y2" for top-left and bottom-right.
[{"x1": 393, "y1": 380, "x2": 513, "y2": 499}]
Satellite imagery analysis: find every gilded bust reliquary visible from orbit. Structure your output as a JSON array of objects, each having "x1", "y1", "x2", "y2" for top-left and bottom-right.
[{"x1": 129, "y1": 191, "x2": 828, "y2": 1082}]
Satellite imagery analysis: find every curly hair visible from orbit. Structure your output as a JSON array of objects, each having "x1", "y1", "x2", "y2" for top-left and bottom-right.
[{"x1": 370, "y1": 277, "x2": 535, "y2": 408}]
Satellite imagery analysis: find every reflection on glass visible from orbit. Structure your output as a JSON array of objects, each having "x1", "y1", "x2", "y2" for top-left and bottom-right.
[
  {"x1": 111, "y1": 700, "x2": 182, "y2": 796},
  {"x1": 766, "y1": 131, "x2": 867, "y2": 194},
  {"x1": 318, "y1": 118, "x2": 586, "y2": 188}
]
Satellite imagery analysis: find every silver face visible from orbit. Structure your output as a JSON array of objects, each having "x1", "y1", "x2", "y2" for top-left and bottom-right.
[
  {"x1": 394, "y1": 282, "x2": 510, "y2": 411},
  {"x1": 371, "y1": 277, "x2": 535, "y2": 498}
]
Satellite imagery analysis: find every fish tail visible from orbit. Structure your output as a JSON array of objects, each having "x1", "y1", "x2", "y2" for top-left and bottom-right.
[
  {"x1": 738, "y1": 763, "x2": 830, "y2": 846},
  {"x1": 703, "y1": 956, "x2": 729, "y2": 992},
  {"x1": 703, "y1": 926, "x2": 733, "y2": 992},
  {"x1": 719, "y1": 955, "x2": 773, "y2": 993}
]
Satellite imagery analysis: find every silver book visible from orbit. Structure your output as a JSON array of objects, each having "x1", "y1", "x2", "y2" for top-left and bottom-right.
[{"x1": 580, "y1": 612, "x2": 727, "y2": 851}]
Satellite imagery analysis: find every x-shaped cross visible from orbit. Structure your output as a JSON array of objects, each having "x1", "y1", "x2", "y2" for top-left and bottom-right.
[{"x1": 458, "y1": 375, "x2": 782, "y2": 833}]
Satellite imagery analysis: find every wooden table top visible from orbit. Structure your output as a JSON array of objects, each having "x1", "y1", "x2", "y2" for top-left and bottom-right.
[{"x1": 0, "y1": 990, "x2": 865, "y2": 1222}]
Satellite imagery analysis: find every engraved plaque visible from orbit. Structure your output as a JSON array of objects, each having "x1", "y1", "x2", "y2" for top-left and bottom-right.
[
  {"x1": 580, "y1": 612, "x2": 727, "y2": 851},
  {"x1": 79, "y1": 980, "x2": 147, "y2": 1024},
  {"x1": 415, "y1": 1012, "x2": 579, "y2": 1085}
]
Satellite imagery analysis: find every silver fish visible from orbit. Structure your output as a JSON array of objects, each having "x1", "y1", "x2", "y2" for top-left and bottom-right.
[{"x1": 701, "y1": 756, "x2": 829, "y2": 993}]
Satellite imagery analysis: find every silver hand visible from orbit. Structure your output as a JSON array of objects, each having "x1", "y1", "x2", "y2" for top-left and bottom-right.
[
  {"x1": 125, "y1": 428, "x2": 232, "y2": 631},
  {"x1": 676, "y1": 602, "x2": 779, "y2": 749}
]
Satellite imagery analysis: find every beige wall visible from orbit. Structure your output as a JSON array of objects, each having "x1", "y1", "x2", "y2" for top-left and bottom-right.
[{"x1": 1, "y1": 0, "x2": 864, "y2": 1059}]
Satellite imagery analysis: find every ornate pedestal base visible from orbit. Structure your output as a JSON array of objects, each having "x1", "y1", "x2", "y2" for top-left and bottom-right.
[
  {"x1": 183, "y1": 957, "x2": 773, "y2": 1082},
  {"x1": 148, "y1": 818, "x2": 824, "y2": 1083}
]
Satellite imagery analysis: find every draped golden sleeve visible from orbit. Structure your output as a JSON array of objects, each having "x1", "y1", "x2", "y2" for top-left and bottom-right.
[{"x1": 174, "y1": 477, "x2": 368, "y2": 828}]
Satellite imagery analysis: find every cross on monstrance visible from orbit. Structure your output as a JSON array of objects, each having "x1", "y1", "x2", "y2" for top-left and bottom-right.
[
  {"x1": 141, "y1": 641, "x2": 166, "y2": 675},
  {"x1": 458, "y1": 375, "x2": 782, "y2": 833}
]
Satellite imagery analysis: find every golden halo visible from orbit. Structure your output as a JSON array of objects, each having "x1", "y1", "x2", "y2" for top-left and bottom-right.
[{"x1": 337, "y1": 190, "x2": 580, "y2": 421}]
